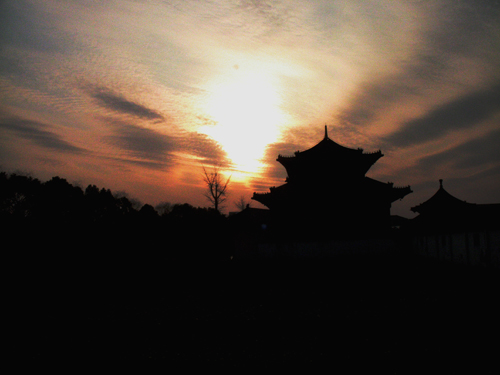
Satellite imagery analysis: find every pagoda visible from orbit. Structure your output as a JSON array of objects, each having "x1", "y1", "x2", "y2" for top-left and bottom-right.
[
  {"x1": 252, "y1": 126, "x2": 412, "y2": 238},
  {"x1": 409, "y1": 180, "x2": 500, "y2": 267},
  {"x1": 411, "y1": 179, "x2": 500, "y2": 233}
]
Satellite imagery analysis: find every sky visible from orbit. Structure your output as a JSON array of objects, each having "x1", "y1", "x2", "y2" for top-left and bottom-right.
[{"x1": 1, "y1": 0, "x2": 499, "y2": 217}]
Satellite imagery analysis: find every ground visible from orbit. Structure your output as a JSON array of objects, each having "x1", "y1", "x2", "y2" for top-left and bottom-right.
[{"x1": 13, "y1": 252, "x2": 500, "y2": 371}]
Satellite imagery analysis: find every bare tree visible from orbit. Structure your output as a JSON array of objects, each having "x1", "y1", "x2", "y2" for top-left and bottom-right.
[
  {"x1": 202, "y1": 165, "x2": 231, "y2": 212},
  {"x1": 155, "y1": 201, "x2": 172, "y2": 216},
  {"x1": 234, "y1": 195, "x2": 250, "y2": 212}
]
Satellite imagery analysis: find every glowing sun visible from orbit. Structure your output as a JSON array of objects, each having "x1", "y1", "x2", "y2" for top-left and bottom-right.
[{"x1": 201, "y1": 70, "x2": 285, "y2": 178}]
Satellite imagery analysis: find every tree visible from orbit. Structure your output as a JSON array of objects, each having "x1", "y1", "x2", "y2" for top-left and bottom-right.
[
  {"x1": 202, "y1": 165, "x2": 231, "y2": 212},
  {"x1": 234, "y1": 195, "x2": 250, "y2": 212},
  {"x1": 155, "y1": 201, "x2": 172, "y2": 216}
]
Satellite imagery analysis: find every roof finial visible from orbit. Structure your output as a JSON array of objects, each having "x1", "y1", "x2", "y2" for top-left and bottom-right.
[
  {"x1": 324, "y1": 124, "x2": 328, "y2": 139},
  {"x1": 439, "y1": 179, "x2": 443, "y2": 188}
]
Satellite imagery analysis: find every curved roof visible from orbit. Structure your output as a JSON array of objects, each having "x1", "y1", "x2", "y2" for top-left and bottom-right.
[
  {"x1": 411, "y1": 180, "x2": 470, "y2": 214},
  {"x1": 277, "y1": 126, "x2": 383, "y2": 177},
  {"x1": 410, "y1": 179, "x2": 500, "y2": 231}
]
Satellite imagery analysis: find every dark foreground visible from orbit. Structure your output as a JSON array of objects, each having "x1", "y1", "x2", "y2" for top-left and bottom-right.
[{"x1": 12, "y1": 252, "x2": 499, "y2": 371}]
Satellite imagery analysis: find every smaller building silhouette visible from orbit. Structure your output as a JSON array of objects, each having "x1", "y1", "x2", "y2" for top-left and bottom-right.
[{"x1": 410, "y1": 180, "x2": 500, "y2": 268}]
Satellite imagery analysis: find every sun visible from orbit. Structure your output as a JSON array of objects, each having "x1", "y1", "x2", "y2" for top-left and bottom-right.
[{"x1": 201, "y1": 70, "x2": 285, "y2": 179}]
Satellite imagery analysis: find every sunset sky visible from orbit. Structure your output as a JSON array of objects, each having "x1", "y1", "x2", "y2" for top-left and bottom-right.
[{"x1": 1, "y1": 0, "x2": 499, "y2": 217}]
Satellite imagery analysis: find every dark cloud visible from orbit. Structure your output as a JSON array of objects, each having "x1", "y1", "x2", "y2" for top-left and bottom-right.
[
  {"x1": 178, "y1": 132, "x2": 229, "y2": 166},
  {"x1": 409, "y1": 163, "x2": 500, "y2": 209},
  {"x1": 237, "y1": 0, "x2": 290, "y2": 30},
  {"x1": 417, "y1": 127, "x2": 500, "y2": 172},
  {"x1": 336, "y1": 45, "x2": 457, "y2": 130},
  {"x1": 104, "y1": 121, "x2": 230, "y2": 169},
  {"x1": 453, "y1": 164, "x2": 500, "y2": 204},
  {"x1": 337, "y1": 46, "x2": 477, "y2": 130},
  {"x1": 0, "y1": 53, "x2": 34, "y2": 82},
  {"x1": 0, "y1": 2, "x2": 72, "y2": 54},
  {"x1": 0, "y1": 117, "x2": 86, "y2": 154},
  {"x1": 259, "y1": 141, "x2": 302, "y2": 181},
  {"x1": 424, "y1": 0, "x2": 500, "y2": 57},
  {"x1": 264, "y1": 140, "x2": 303, "y2": 160},
  {"x1": 105, "y1": 121, "x2": 174, "y2": 166},
  {"x1": 385, "y1": 82, "x2": 500, "y2": 148},
  {"x1": 280, "y1": 125, "x2": 324, "y2": 148},
  {"x1": 114, "y1": 157, "x2": 173, "y2": 171},
  {"x1": 91, "y1": 88, "x2": 164, "y2": 120},
  {"x1": 337, "y1": 1, "x2": 500, "y2": 131},
  {"x1": 446, "y1": 164, "x2": 500, "y2": 191},
  {"x1": 336, "y1": 46, "x2": 449, "y2": 129},
  {"x1": 337, "y1": 78, "x2": 418, "y2": 128}
]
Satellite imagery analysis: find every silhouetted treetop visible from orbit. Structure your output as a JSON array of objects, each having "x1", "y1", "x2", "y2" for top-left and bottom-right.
[
  {"x1": 1, "y1": 171, "x2": 233, "y2": 261},
  {"x1": 0, "y1": 171, "x2": 229, "y2": 229},
  {"x1": 0, "y1": 172, "x2": 144, "y2": 226},
  {"x1": 0, "y1": 172, "x2": 42, "y2": 219}
]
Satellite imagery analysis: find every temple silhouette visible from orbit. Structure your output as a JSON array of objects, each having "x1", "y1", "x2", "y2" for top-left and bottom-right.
[
  {"x1": 410, "y1": 179, "x2": 500, "y2": 267},
  {"x1": 252, "y1": 126, "x2": 412, "y2": 240}
]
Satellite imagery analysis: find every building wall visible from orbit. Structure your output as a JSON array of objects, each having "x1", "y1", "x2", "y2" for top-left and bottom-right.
[
  {"x1": 235, "y1": 238, "x2": 398, "y2": 260},
  {"x1": 412, "y1": 230, "x2": 500, "y2": 269}
]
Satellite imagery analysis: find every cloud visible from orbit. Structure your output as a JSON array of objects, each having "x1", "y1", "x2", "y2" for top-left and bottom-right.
[
  {"x1": 416, "y1": 127, "x2": 500, "y2": 172},
  {"x1": 104, "y1": 120, "x2": 231, "y2": 170},
  {"x1": 236, "y1": 0, "x2": 293, "y2": 32},
  {"x1": 423, "y1": 0, "x2": 500, "y2": 57},
  {"x1": 385, "y1": 82, "x2": 500, "y2": 148},
  {"x1": 178, "y1": 132, "x2": 229, "y2": 166},
  {"x1": 337, "y1": 74, "x2": 420, "y2": 129},
  {"x1": 0, "y1": 117, "x2": 86, "y2": 154},
  {"x1": 110, "y1": 157, "x2": 173, "y2": 171},
  {"x1": 91, "y1": 87, "x2": 164, "y2": 120},
  {"x1": 105, "y1": 120, "x2": 174, "y2": 166},
  {"x1": 0, "y1": 2, "x2": 72, "y2": 54},
  {"x1": 258, "y1": 140, "x2": 304, "y2": 182},
  {"x1": 336, "y1": 1, "x2": 500, "y2": 133},
  {"x1": 336, "y1": 49, "x2": 497, "y2": 134},
  {"x1": 264, "y1": 141, "x2": 302, "y2": 159}
]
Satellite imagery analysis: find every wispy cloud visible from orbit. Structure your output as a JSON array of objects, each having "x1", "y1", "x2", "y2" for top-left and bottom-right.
[
  {"x1": 259, "y1": 139, "x2": 306, "y2": 183},
  {"x1": 178, "y1": 131, "x2": 229, "y2": 166},
  {"x1": 91, "y1": 87, "x2": 164, "y2": 120},
  {"x1": 385, "y1": 82, "x2": 500, "y2": 148},
  {"x1": 103, "y1": 120, "x2": 230, "y2": 170},
  {"x1": 335, "y1": 0, "x2": 500, "y2": 134},
  {"x1": 104, "y1": 120, "x2": 174, "y2": 168},
  {"x1": 416, "y1": 127, "x2": 500, "y2": 172},
  {"x1": 0, "y1": 117, "x2": 86, "y2": 154}
]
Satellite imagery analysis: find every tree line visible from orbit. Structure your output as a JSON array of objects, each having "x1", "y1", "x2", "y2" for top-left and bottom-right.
[{"x1": 1, "y1": 171, "x2": 233, "y2": 262}]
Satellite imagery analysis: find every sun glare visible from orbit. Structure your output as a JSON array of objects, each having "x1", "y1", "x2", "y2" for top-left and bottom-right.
[{"x1": 201, "y1": 71, "x2": 285, "y2": 180}]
